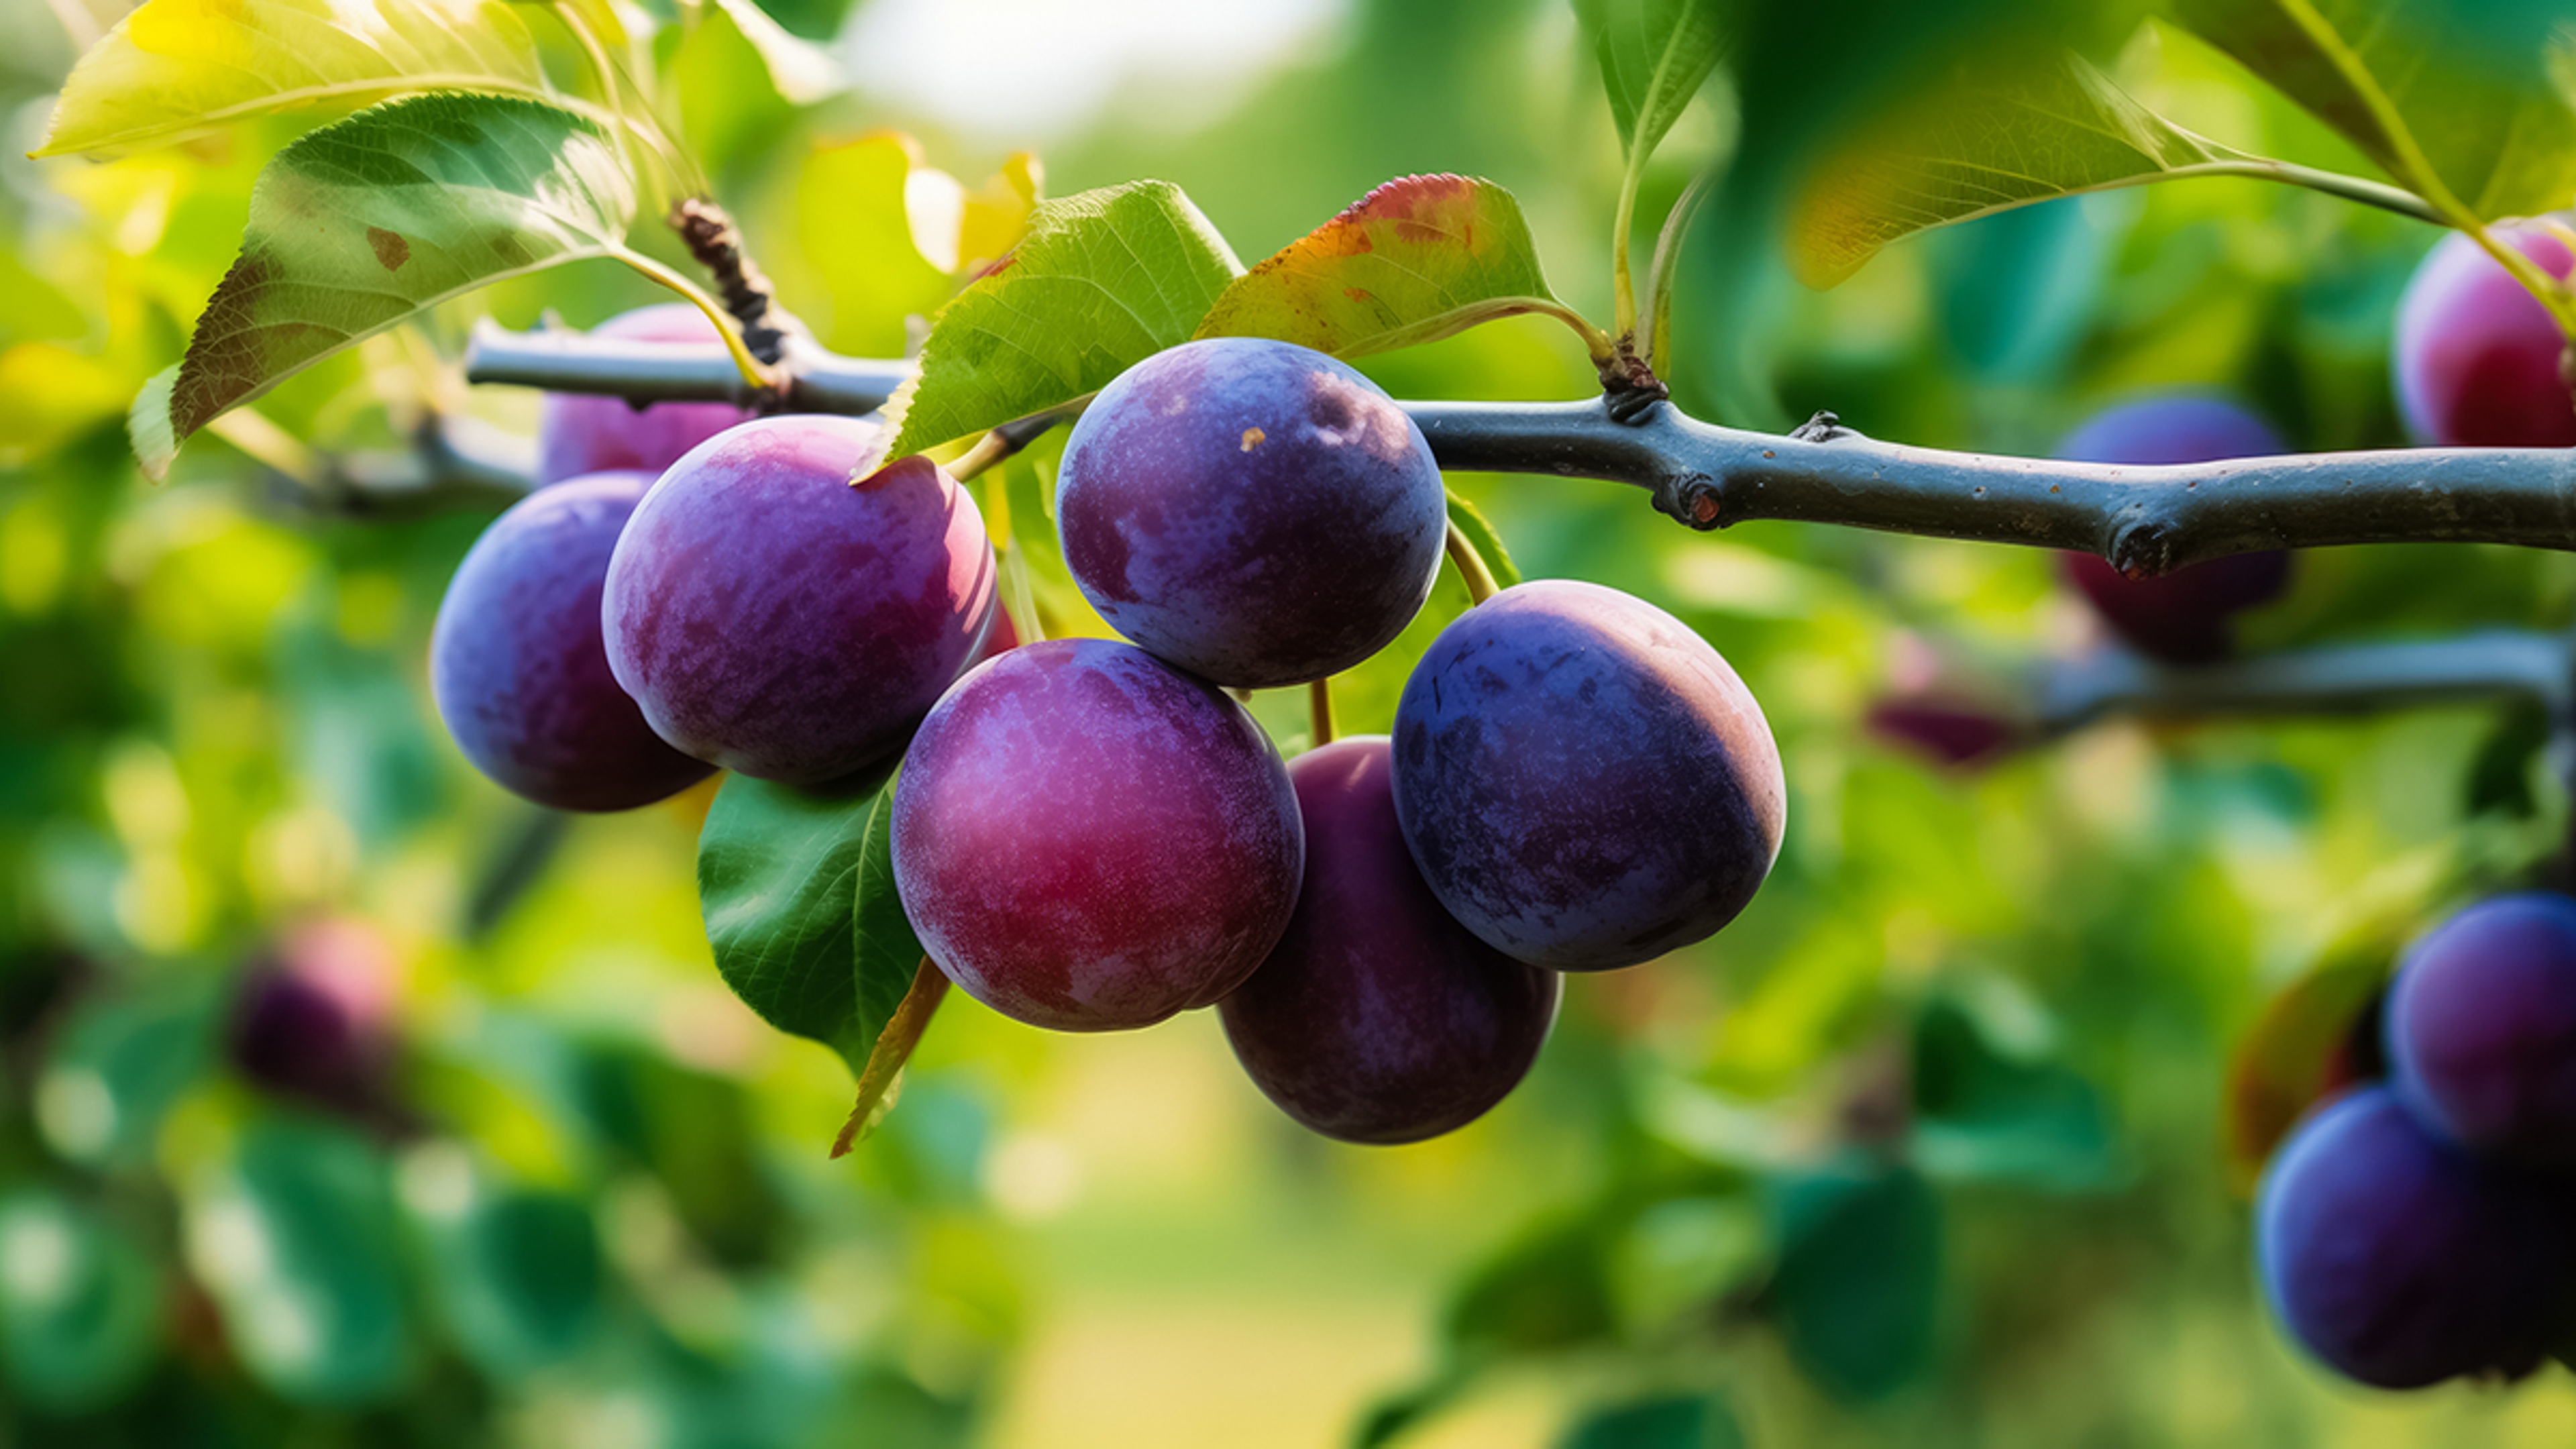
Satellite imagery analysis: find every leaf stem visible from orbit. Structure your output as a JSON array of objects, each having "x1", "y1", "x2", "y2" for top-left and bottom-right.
[
  {"x1": 2197, "y1": 158, "x2": 2442, "y2": 227},
  {"x1": 1611, "y1": 161, "x2": 1644, "y2": 345},
  {"x1": 1445, "y1": 519, "x2": 1502, "y2": 605},
  {"x1": 831, "y1": 957, "x2": 949, "y2": 1158},
  {"x1": 1642, "y1": 170, "x2": 1719, "y2": 378},
  {"x1": 614, "y1": 249, "x2": 777, "y2": 390},
  {"x1": 1309, "y1": 677, "x2": 1336, "y2": 748}
]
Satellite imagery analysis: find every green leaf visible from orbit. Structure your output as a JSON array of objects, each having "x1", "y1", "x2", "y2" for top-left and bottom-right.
[
  {"x1": 851, "y1": 784, "x2": 926, "y2": 1059},
  {"x1": 1558, "y1": 1394, "x2": 1746, "y2": 1449},
  {"x1": 189, "y1": 1118, "x2": 412, "y2": 1405},
  {"x1": 1787, "y1": 52, "x2": 2257, "y2": 288},
  {"x1": 131, "y1": 93, "x2": 637, "y2": 479},
  {"x1": 34, "y1": 0, "x2": 556, "y2": 158},
  {"x1": 0, "y1": 1191, "x2": 164, "y2": 1414},
  {"x1": 1766, "y1": 1165, "x2": 1939, "y2": 1401},
  {"x1": 36, "y1": 979, "x2": 220, "y2": 1168},
  {"x1": 1195, "y1": 176, "x2": 1578, "y2": 360},
  {"x1": 1576, "y1": 0, "x2": 1729, "y2": 164},
  {"x1": 697, "y1": 769, "x2": 895, "y2": 1071},
  {"x1": 790, "y1": 133, "x2": 963, "y2": 359},
  {"x1": 665, "y1": 0, "x2": 847, "y2": 182},
  {"x1": 1442, "y1": 1214, "x2": 1620, "y2": 1357},
  {"x1": 1444, "y1": 489, "x2": 1523, "y2": 589},
  {"x1": 414, "y1": 1187, "x2": 602, "y2": 1380},
  {"x1": 1908, "y1": 998, "x2": 2116, "y2": 1191},
  {"x1": 2222, "y1": 940, "x2": 2394, "y2": 1193},
  {"x1": 887, "y1": 180, "x2": 1243, "y2": 457},
  {"x1": 2174, "y1": 0, "x2": 2576, "y2": 221}
]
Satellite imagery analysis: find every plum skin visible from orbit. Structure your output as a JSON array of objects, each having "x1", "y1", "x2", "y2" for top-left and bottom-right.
[
  {"x1": 1392, "y1": 580, "x2": 1786, "y2": 971},
  {"x1": 229, "y1": 919, "x2": 400, "y2": 1112},
  {"x1": 1221, "y1": 738, "x2": 1560, "y2": 1144},
  {"x1": 1057, "y1": 337, "x2": 1448, "y2": 688},
  {"x1": 538, "y1": 305, "x2": 759, "y2": 484},
  {"x1": 2054, "y1": 396, "x2": 2290, "y2": 664},
  {"x1": 2255, "y1": 1086, "x2": 2569, "y2": 1389},
  {"x1": 2385, "y1": 892, "x2": 2576, "y2": 1168},
  {"x1": 431, "y1": 470, "x2": 716, "y2": 811},
  {"x1": 892, "y1": 639, "x2": 1304, "y2": 1032},
  {"x1": 601, "y1": 415, "x2": 997, "y2": 786},
  {"x1": 2394, "y1": 226, "x2": 2576, "y2": 449}
]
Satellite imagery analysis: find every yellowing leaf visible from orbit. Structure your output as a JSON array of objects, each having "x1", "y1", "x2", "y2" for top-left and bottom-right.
[
  {"x1": 36, "y1": 0, "x2": 555, "y2": 158},
  {"x1": 792, "y1": 132, "x2": 959, "y2": 358},
  {"x1": 957, "y1": 152, "x2": 1043, "y2": 279},
  {"x1": 1195, "y1": 174, "x2": 1572, "y2": 359}
]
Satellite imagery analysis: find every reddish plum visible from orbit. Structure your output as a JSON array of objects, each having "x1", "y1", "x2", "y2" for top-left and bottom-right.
[
  {"x1": 431, "y1": 470, "x2": 716, "y2": 811},
  {"x1": 602, "y1": 416, "x2": 997, "y2": 785},
  {"x1": 1221, "y1": 738, "x2": 1559, "y2": 1144},
  {"x1": 892, "y1": 639, "x2": 1303, "y2": 1031},
  {"x1": 537, "y1": 305, "x2": 759, "y2": 484},
  {"x1": 2394, "y1": 227, "x2": 2576, "y2": 449},
  {"x1": 1057, "y1": 337, "x2": 1447, "y2": 687},
  {"x1": 1392, "y1": 580, "x2": 1785, "y2": 971}
]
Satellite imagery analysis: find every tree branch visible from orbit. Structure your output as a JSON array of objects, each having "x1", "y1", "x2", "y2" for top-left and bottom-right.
[
  {"x1": 460, "y1": 327, "x2": 2576, "y2": 575},
  {"x1": 2029, "y1": 632, "x2": 2572, "y2": 737}
]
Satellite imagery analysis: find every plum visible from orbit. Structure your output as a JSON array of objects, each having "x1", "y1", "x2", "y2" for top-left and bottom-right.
[
  {"x1": 2256, "y1": 1085, "x2": 2569, "y2": 1388},
  {"x1": 2394, "y1": 227, "x2": 2576, "y2": 449},
  {"x1": 1056, "y1": 337, "x2": 1448, "y2": 688},
  {"x1": 892, "y1": 639, "x2": 1303, "y2": 1031},
  {"x1": 2055, "y1": 396, "x2": 2290, "y2": 664},
  {"x1": 1221, "y1": 737, "x2": 1560, "y2": 1144},
  {"x1": 2385, "y1": 892, "x2": 2576, "y2": 1168},
  {"x1": 1391, "y1": 580, "x2": 1785, "y2": 971},
  {"x1": 537, "y1": 305, "x2": 759, "y2": 484},
  {"x1": 229, "y1": 918, "x2": 400, "y2": 1113},
  {"x1": 431, "y1": 470, "x2": 716, "y2": 811},
  {"x1": 602, "y1": 415, "x2": 997, "y2": 786}
]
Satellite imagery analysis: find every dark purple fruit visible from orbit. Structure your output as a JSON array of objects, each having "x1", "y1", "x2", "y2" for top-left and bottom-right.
[
  {"x1": 431, "y1": 470, "x2": 716, "y2": 811},
  {"x1": 1392, "y1": 580, "x2": 1785, "y2": 971},
  {"x1": 892, "y1": 639, "x2": 1303, "y2": 1031},
  {"x1": 538, "y1": 305, "x2": 759, "y2": 485},
  {"x1": 1057, "y1": 337, "x2": 1447, "y2": 688},
  {"x1": 2386, "y1": 892, "x2": 2576, "y2": 1168},
  {"x1": 1221, "y1": 738, "x2": 1560, "y2": 1144},
  {"x1": 2395, "y1": 227, "x2": 2576, "y2": 449},
  {"x1": 229, "y1": 919, "x2": 399, "y2": 1111},
  {"x1": 2055, "y1": 396, "x2": 2290, "y2": 664},
  {"x1": 2257, "y1": 1086, "x2": 2569, "y2": 1389},
  {"x1": 602, "y1": 416, "x2": 997, "y2": 785}
]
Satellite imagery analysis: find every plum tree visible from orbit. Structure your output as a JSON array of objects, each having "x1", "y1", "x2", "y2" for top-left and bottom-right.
[
  {"x1": 2394, "y1": 227, "x2": 2576, "y2": 449},
  {"x1": 2255, "y1": 1085, "x2": 2568, "y2": 1388},
  {"x1": 1220, "y1": 737, "x2": 1560, "y2": 1144},
  {"x1": 431, "y1": 470, "x2": 717, "y2": 812},
  {"x1": 2385, "y1": 892, "x2": 2576, "y2": 1168},
  {"x1": 891, "y1": 639, "x2": 1303, "y2": 1031},
  {"x1": 537, "y1": 305, "x2": 759, "y2": 484},
  {"x1": 2055, "y1": 396, "x2": 2291, "y2": 663},
  {"x1": 1392, "y1": 580, "x2": 1784, "y2": 971},
  {"x1": 601, "y1": 416, "x2": 998, "y2": 786},
  {"x1": 1057, "y1": 338, "x2": 1448, "y2": 688},
  {"x1": 228, "y1": 918, "x2": 400, "y2": 1115}
]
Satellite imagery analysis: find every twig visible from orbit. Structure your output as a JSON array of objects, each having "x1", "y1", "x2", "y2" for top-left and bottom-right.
[{"x1": 2031, "y1": 631, "x2": 2573, "y2": 737}]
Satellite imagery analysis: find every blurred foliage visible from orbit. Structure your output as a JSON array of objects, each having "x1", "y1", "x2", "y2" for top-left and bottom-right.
[{"x1": 3, "y1": 0, "x2": 2576, "y2": 1446}]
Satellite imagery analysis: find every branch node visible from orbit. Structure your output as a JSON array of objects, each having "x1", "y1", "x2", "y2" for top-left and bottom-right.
[
  {"x1": 672, "y1": 197, "x2": 792, "y2": 368},
  {"x1": 2108, "y1": 521, "x2": 2180, "y2": 580},
  {"x1": 1597, "y1": 343, "x2": 1670, "y2": 425},
  {"x1": 1653, "y1": 472, "x2": 1723, "y2": 531},
  {"x1": 1790, "y1": 411, "x2": 1856, "y2": 443}
]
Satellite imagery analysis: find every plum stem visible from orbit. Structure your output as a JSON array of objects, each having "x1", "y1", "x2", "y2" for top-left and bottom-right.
[
  {"x1": 1444, "y1": 520, "x2": 1502, "y2": 605},
  {"x1": 462, "y1": 327, "x2": 2576, "y2": 576},
  {"x1": 1309, "y1": 677, "x2": 1336, "y2": 748}
]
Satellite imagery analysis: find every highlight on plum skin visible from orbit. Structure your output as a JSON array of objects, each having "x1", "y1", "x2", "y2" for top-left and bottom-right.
[
  {"x1": 536, "y1": 304, "x2": 759, "y2": 485},
  {"x1": 1392, "y1": 579, "x2": 1786, "y2": 972},
  {"x1": 1057, "y1": 337, "x2": 1449, "y2": 689},
  {"x1": 2054, "y1": 396, "x2": 2291, "y2": 665},
  {"x1": 2384, "y1": 892, "x2": 2576, "y2": 1169},
  {"x1": 2394, "y1": 226, "x2": 2576, "y2": 449},
  {"x1": 601, "y1": 415, "x2": 998, "y2": 786},
  {"x1": 1220, "y1": 737, "x2": 1560, "y2": 1145},
  {"x1": 890, "y1": 639, "x2": 1304, "y2": 1033},
  {"x1": 430, "y1": 470, "x2": 716, "y2": 812},
  {"x1": 2255, "y1": 1085, "x2": 2570, "y2": 1389}
]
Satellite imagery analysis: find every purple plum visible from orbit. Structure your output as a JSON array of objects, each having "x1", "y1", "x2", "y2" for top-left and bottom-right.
[
  {"x1": 1222, "y1": 737, "x2": 1558, "y2": 1144},
  {"x1": 1057, "y1": 337, "x2": 1448, "y2": 688},
  {"x1": 229, "y1": 918, "x2": 400, "y2": 1114},
  {"x1": 537, "y1": 305, "x2": 759, "y2": 485},
  {"x1": 2386, "y1": 892, "x2": 2576, "y2": 1168},
  {"x1": 431, "y1": 470, "x2": 716, "y2": 811},
  {"x1": 601, "y1": 415, "x2": 997, "y2": 786},
  {"x1": 1392, "y1": 580, "x2": 1786, "y2": 971},
  {"x1": 2394, "y1": 227, "x2": 2576, "y2": 449},
  {"x1": 892, "y1": 639, "x2": 1304, "y2": 1031}
]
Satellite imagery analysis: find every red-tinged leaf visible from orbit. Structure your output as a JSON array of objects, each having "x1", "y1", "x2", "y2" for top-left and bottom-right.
[
  {"x1": 1195, "y1": 174, "x2": 1591, "y2": 360},
  {"x1": 2222, "y1": 951, "x2": 2392, "y2": 1195}
]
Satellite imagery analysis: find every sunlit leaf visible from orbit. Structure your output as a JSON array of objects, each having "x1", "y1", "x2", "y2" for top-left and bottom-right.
[
  {"x1": 2174, "y1": 0, "x2": 2576, "y2": 219},
  {"x1": 887, "y1": 180, "x2": 1242, "y2": 457},
  {"x1": 792, "y1": 132, "x2": 963, "y2": 358},
  {"x1": 1196, "y1": 175, "x2": 1572, "y2": 359},
  {"x1": 1446, "y1": 488, "x2": 1523, "y2": 589},
  {"x1": 1788, "y1": 53, "x2": 2253, "y2": 288},
  {"x1": 131, "y1": 93, "x2": 636, "y2": 479},
  {"x1": 666, "y1": 0, "x2": 846, "y2": 180},
  {"x1": 697, "y1": 769, "x2": 894, "y2": 1071},
  {"x1": 36, "y1": 0, "x2": 555, "y2": 158},
  {"x1": 706, "y1": 0, "x2": 845, "y2": 103},
  {"x1": 957, "y1": 151, "x2": 1044, "y2": 278},
  {"x1": 1576, "y1": 0, "x2": 1728, "y2": 163},
  {"x1": 2222, "y1": 945, "x2": 2393, "y2": 1194}
]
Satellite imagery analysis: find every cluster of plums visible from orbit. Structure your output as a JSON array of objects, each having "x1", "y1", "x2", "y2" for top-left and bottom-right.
[
  {"x1": 430, "y1": 314, "x2": 1786, "y2": 1144},
  {"x1": 2257, "y1": 893, "x2": 2576, "y2": 1389}
]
